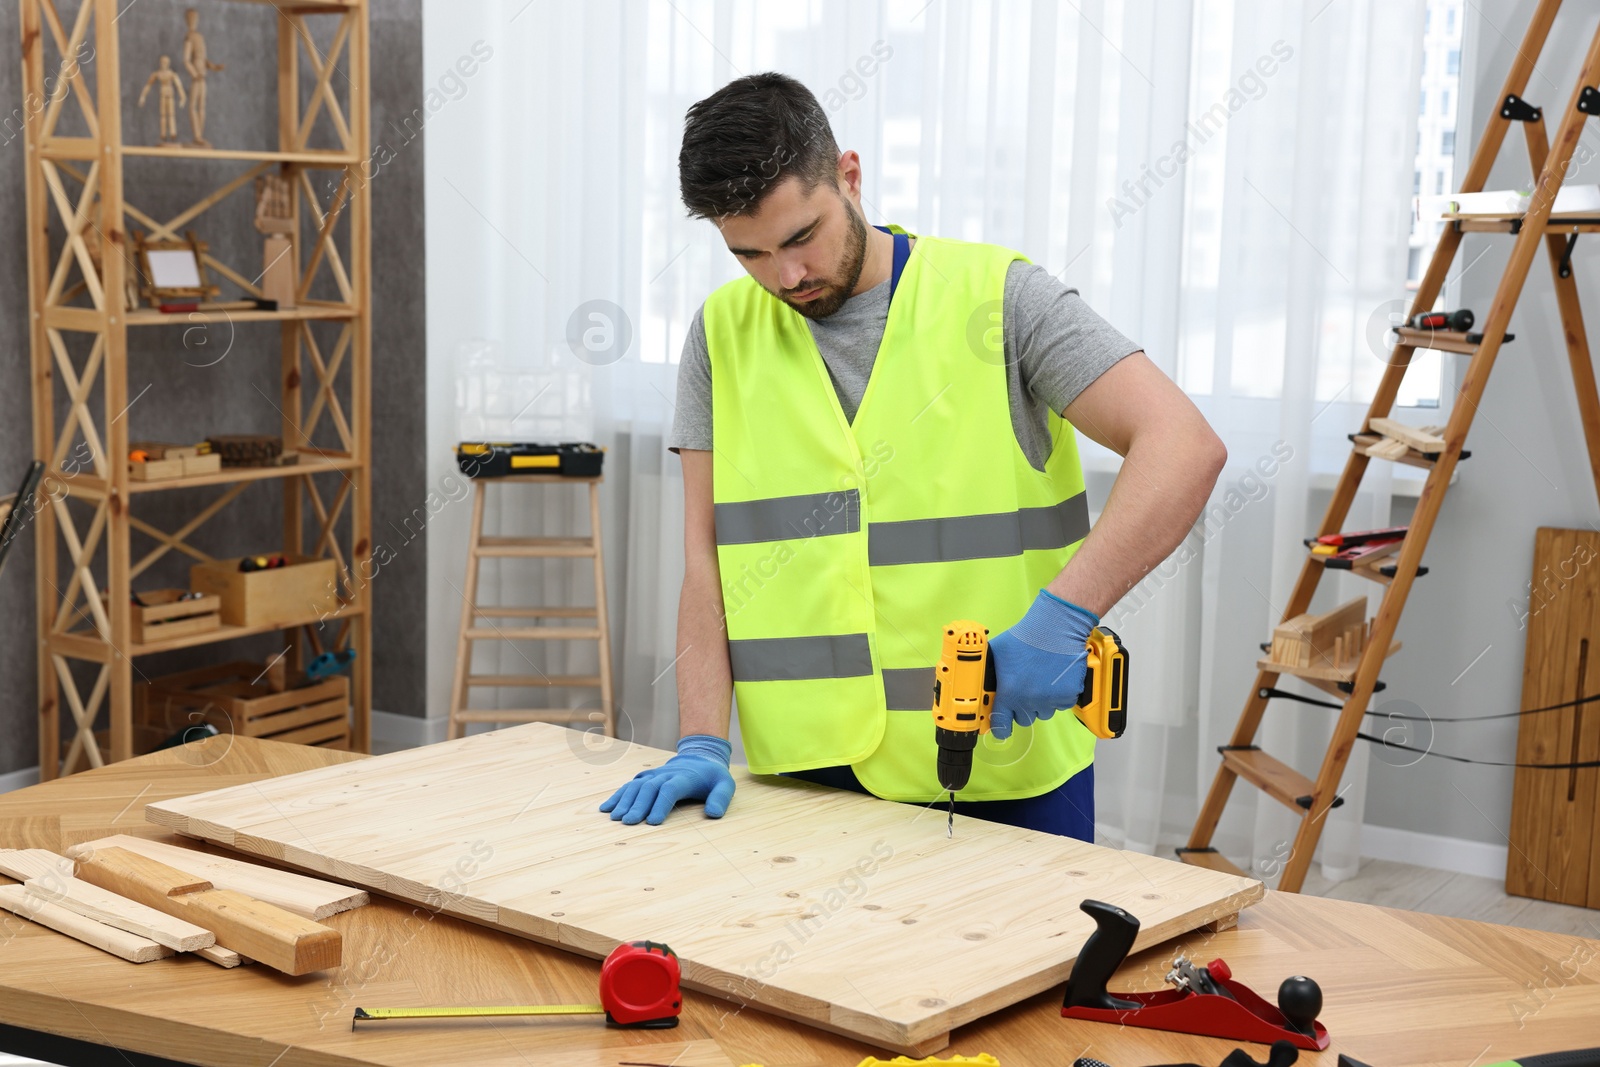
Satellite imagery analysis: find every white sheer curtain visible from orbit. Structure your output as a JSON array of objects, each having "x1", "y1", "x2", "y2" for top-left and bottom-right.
[{"x1": 424, "y1": 0, "x2": 1423, "y2": 877}]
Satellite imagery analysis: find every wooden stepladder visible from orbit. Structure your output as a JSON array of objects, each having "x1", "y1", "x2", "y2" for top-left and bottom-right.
[
  {"x1": 1182, "y1": 0, "x2": 1600, "y2": 893},
  {"x1": 447, "y1": 475, "x2": 615, "y2": 740}
]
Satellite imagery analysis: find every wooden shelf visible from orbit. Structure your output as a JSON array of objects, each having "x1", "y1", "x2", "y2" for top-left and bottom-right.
[
  {"x1": 23, "y1": 0, "x2": 373, "y2": 774},
  {"x1": 125, "y1": 302, "x2": 357, "y2": 326},
  {"x1": 45, "y1": 454, "x2": 359, "y2": 498},
  {"x1": 38, "y1": 141, "x2": 359, "y2": 165},
  {"x1": 49, "y1": 604, "x2": 363, "y2": 660}
]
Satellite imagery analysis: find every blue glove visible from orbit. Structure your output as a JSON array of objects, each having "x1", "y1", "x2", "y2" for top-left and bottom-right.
[
  {"x1": 598, "y1": 734, "x2": 735, "y2": 826},
  {"x1": 987, "y1": 590, "x2": 1098, "y2": 741}
]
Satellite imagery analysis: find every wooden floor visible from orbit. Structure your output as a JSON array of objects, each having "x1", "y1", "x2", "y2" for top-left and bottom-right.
[{"x1": 1299, "y1": 858, "x2": 1600, "y2": 938}]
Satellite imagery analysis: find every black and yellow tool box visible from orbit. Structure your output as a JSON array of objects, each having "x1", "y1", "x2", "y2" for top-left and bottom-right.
[{"x1": 456, "y1": 442, "x2": 605, "y2": 478}]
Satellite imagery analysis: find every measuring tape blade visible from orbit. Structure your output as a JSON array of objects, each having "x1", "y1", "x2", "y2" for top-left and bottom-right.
[{"x1": 353, "y1": 1004, "x2": 605, "y2": 1023}]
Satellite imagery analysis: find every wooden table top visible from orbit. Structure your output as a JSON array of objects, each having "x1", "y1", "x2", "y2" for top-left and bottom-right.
[{"x1": 1, "y1": 736, "x2": 1597, "y2": 1067}]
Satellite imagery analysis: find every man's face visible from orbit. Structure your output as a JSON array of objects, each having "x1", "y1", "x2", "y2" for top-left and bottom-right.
[{"x1": 718, "y1": 176, "x2": 868, "y2": 320}]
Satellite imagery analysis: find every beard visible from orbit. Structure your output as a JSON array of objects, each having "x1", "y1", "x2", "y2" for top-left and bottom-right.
[{"x1": 780, "y1": 199, "x2": 869, "y2": 320}]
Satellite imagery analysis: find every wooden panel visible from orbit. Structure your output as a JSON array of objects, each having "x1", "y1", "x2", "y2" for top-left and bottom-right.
[
  {"x1": 1507, "y1": 527, "x2": 1600, "y2": 907},
  {"x1": 73, "y1": 847, "x2": 342, "y2": 974},
  {"x1": 145, "y1": 724, "x2": 1263, "y2": 1054}
]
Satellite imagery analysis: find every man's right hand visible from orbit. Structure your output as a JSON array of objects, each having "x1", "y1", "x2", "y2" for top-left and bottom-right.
[{"x1": 599, "y1": 734, "x2": 736, "y2": 826}]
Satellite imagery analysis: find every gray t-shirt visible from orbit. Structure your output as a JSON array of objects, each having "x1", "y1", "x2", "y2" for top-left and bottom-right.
[{"x1": 669, "y1": 259, "x2": 1140, "y2": 471}]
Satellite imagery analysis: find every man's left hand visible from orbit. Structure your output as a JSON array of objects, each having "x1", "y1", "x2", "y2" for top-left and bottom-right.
[{"x1": 988, "y1": 590, "x2": 1098, "y2": 740}]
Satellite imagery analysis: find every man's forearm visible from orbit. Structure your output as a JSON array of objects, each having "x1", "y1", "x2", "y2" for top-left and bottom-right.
[
  {"x1": 676, "y1": 559, "x2": 734, "y2": 740},
  {"x1": 1047, "y1": 425, "x2": 1226, "y2": 617}
]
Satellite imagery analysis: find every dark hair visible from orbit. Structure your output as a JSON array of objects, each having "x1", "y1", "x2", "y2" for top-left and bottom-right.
[{"x1": 678, "y1": 73, "x2": 840, "y2": 220}]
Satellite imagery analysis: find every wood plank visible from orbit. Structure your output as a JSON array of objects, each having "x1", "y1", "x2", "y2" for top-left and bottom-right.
[
  {"x1": 0, "y1": 847, "x2": 75, "y2": 882},
  {"x1": 21, "y1": 875, "x2": 214, "y2": 952},
  {"x1": 144, "y1": 724, "x2": 1263, "y2": 1054},
  {"x1": 72, "y1": 847, "x2": 341, "y2": 974},
  {"x1": 194, "y1": 943, "x2": 249, "y2": 967},
  {"x1": 0, "y1": 884, "x2": 172, "y2": 963},
  {"x1": 1508, "y1": 527, "x2": 1600, "y2": 907}
]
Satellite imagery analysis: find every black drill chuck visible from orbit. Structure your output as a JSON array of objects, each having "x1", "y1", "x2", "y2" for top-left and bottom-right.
[{"x1": 935, "y1": 727, "x2": 976, "y2": 792}]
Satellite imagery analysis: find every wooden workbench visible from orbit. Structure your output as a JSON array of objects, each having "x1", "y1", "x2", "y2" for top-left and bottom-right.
[{"x1": 1, "y1": 737, "x2": 1597, "y2": 1067}]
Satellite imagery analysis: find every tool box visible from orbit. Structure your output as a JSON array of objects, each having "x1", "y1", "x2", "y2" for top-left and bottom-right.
[{"x1": 456, "y1": 442, "x2": 604, "y2": 478}]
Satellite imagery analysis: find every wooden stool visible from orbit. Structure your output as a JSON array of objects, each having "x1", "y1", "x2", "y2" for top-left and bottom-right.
[{"x1": 447, "y1": 475, "x2": 614, "y2": 740}]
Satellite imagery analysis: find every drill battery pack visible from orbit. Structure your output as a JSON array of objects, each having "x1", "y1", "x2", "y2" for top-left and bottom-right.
[{"x1": 456, "y1": 442, "x2": 605, "y2": 479}]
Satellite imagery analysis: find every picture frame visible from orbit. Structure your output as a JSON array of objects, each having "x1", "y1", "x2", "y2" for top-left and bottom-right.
[{"x1": 132, "y1": 229, "x2": 220, "y2": 307}]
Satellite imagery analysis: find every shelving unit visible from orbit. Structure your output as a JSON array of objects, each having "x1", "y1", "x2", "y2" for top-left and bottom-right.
[{"x1": 20, "y1": 0, "x2": 372, "y2": 777}]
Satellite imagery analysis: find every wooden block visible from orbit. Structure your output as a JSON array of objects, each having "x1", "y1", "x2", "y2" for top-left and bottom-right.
[
  {"x1": 1369, "y1": 417, "x2": 1447, "y2": 454},
  {"x1": 195, "y1": 943, "x2": 251, "y2": 967},
  {"x1": 67, "y1": 835, "x2": 369, "y2": 920},
  {"x1": 0, "y1": 884, "x2": 173, "y2": 963},
  {"x1": 72, "y1": 847, "x2": 341, "y2": 975},
  {"x1": 0, "y1": 848, "x2": 76, "y2": 882},
  {"x1": 22, "y1": 875, "x2": 215, "y2": 952}
]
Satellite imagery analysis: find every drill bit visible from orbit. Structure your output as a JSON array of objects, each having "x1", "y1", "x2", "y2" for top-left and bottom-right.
[{"x1": 946, "y1": 790, "x2": 954, "y2": 838}]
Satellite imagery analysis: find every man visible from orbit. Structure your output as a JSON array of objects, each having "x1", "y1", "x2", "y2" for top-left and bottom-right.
[
  {"x1": 182, "y1": 8, "x2": 224, "y2": 148},
  {"x1": 137, "y1": 56, "x2": 186, "y2": 145},
  {"x1": 601, "y1": 73, "x2": 1225, "y2": 839}
]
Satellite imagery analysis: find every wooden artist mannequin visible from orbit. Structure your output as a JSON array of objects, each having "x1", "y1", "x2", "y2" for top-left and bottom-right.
[
  {"x1": 137, "y1": 56, "x2": 186, "y2": 145},
  {"x1": 182, "y1": 8, "x2": 224, "y2": 147}
]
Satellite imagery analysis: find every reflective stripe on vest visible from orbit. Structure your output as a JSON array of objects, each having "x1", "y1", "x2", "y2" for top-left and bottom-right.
[
  {"x1": 705, "y1": 231, "x2": 1095, "y2": 801},
  {"x1": 714, "y1": 492, "x2": 1090, "y2": 564}
]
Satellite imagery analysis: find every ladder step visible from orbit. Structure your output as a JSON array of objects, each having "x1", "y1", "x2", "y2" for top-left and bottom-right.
[
  {"x1": 1218, "y1": 745, "x2": 1345, "y2": 815},
  {"x1": 473, "y1": 606, "x2": 598, "y2": 619},
  {"x1": 464, "y1": 627, "x2": 603, "y2": 640},
  {"x1": 1175, "y1": 847, "x2": 1249, "y2": 878},
  {"x1": 452, "y1": 709, "x2": 605, "y2": 724},
  {"x1": 1392, "y1": 326, "x2": 1513, "y2": 354},
  {"x1": 476, "y1": 537, "x2": 597, "y2": 558},
  {"x1": 466, "y1": 674, "x2": 603, "y2": 688}
]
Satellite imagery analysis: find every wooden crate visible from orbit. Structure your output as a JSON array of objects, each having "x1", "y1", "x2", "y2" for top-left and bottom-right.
[
  {"x1": 1508, "y1": 527, "x2": 1600, "y2": 908},
  {"x1": 189, "y1": 555, "x2": 338, "y2": 627},
  {"x1": 139, "y1": 662, "x2": 350, "y2": 749},
  {"x1": 130, "y1": 589, "x2": 220, "y2": 644}
]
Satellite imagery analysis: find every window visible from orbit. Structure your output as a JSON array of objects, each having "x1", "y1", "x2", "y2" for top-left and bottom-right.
[
  {"x1": 1447, "y1": 48, "x2": 1460, "y2": 74},
  {"x1": 1436, "y1": 171, "x2": 1446, "y2": 194},
  {"x1": 1446, "y1": 8, "x2": 1456, "y2": 33},
  {"x1": 1420, "y1": 90, "x2": 1428, "y2": 116},
  {"x1": 1442, "y1": 130, "x2": 1455, "y2": 153},
  {"x1": 1441, "y1": 89, "x2": 1451, "y2": 116}
]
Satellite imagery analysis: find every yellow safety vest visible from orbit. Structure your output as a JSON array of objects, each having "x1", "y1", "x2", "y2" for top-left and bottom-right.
[{"x1": 703, "y1": 231, "x2": 1095, "y2": 801}]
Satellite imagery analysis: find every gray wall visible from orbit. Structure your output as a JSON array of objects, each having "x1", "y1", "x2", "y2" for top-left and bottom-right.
[
  {"x1": 1361, "y1": 0, "x2": 1600, "y2": 846},
  {"x1": 0, "y1": 0, "x2": 426, "y2": 776}
]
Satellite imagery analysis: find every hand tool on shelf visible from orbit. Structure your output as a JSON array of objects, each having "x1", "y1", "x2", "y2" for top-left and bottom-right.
[
  {"x1": 1407, "y1": 308, "x2": 1474, "y2": 331},
  {"x1": 1060, "y1": 899, "x2": 1330, "y2": 1050},
  {"x1": 1305, "y1": 526, "x2": 1427, "y2": 578},
  {"x1": 932, "y1": 621, "x2": 1127, "y2": 835},
  {"x1": 353, "y1": 940, "x2": 681, "y2": 1030},
  {"x1": 305, "y1": 648, "x2": 357, "y2": 682}
]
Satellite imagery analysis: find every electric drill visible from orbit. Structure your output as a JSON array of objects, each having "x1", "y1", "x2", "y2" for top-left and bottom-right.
[{"x1": 932, "y1": 619, "x2": 1128, "y2": 795}]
